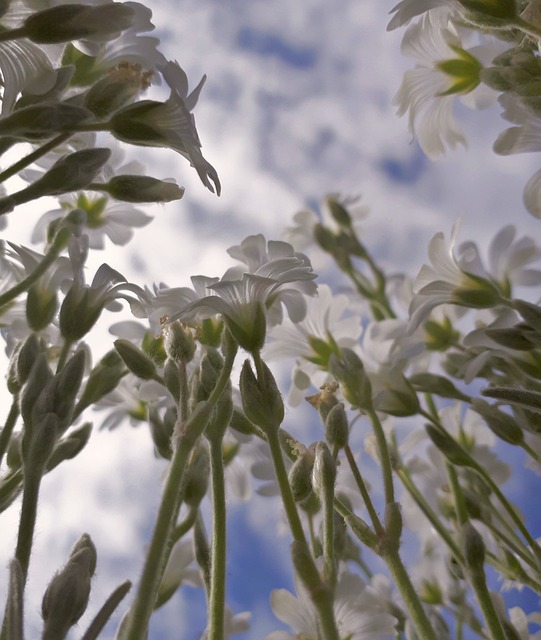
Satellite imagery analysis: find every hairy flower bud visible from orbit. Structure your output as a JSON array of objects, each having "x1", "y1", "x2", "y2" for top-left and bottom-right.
[
  {"x1": 329, "y1": 349, "x2": 373, "y2": 410},
  {"x1": 75, "y1": 350, "x2": 125, "y2": 416},
  {"x1": 99, "y1": 175, "x2": 184, "y2": 203},
  {"x1": 183, "y1": 444, "x2": 210, "y2": 508},
  {"x1": 46, "y1": 423, "x2": 92, "y2": 472},
  {"x1": 288, "y1": 447, "x2": 315, "y2": 503},
  {"x1": 23, "y1": 3, "x2": 136, "y2": 44},
  {"x1": 0, "y1": 103, "x2": 92, "y2": 141},
  {"x1": 163, "y1": 321, "x2": 196, "y2": 363},
  {"x1": 114, "y1": 339, "x2": 157, "y2": 381},
  {"x1": 239, "y1": 359, "x2": 284, "y2": 434},
  {"x1": 42, "y1": 534, "x2": 96, "y2": 639}
]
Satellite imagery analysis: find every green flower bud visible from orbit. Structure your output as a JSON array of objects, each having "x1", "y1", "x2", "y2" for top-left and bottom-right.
[
  {"x1": 344, "y1": 513, "x2": 378, "y2": 550},
  {"x1": 239, "y1": 359, "x2": 284, "y2": 434},
  {"x1": 42, "y1": 534, "x2": 96, "y2": 639},
  {"x1": 163, "y1": 358, "x2": 181, "y2": 404},
  {"x1": 114, "y1": 339, "x2": 157, "y2": 381},
  {"x1": 409, "y1": 372, "x2": 470, "y2": 402},
  {"x1": 425, "y1": 425, "x2": 475, "y2": 467},
  {"x1": 148, "y1": 406, "x2": 174, "y2": 460},
  {"x1": 326, "y1": 196, "x2": 351, "y2": 228},
  {"x1": 75, "y1": 350, "x2": 125, "y2": 416},
  {"x1": 459, "y1": 522, "x2": 486, "y2": 577},
  {"x1": 314, "y1": 223, "x2": 337, "y2": 253},
  {"x1": 373, "y1": 371, "x2": 420, "y2": 417},
  {"x1": 452, "y1": 275, "x2": 501, "y2": 308},
  {"x1": 0, "y1": 103, "x2": 92, "y2": 141},
  {"x1": 312, "y1": 441, "x2": 336, "y2": 497},
  {"x1": 290, "y1": 540, "x2": 325, "y2": 597},
  {"x1": 7, "y1": 334, "x2": 41, "y2": 394},
  {"x1": 458, "y1": 0, "x2": 517, "y2": 22},
  {"x1": 26, "y1": 284, "x2": 57, "y2": 331},
  {"x1": 183, "y1": 444, "x2": 210, "y2": 508},
  {"x1": 328, "y1": 349, "x2": 373, "y2": 410},
  {"x1": 46, "y1": 422, "x2": 92, "y2": 472},
  {"x1": 19, "y1": 354, "x2": 53, "y2": 430},
  {"x1": 163, "y1": 321, "x2": 196, "y2": 363},
  {"x1": 229, "y1": 407, "x2": 260, "y2": 437},
  {"x1": 24, "y1": 413, "x2": 58, "y2": 470},
  {"x1": 98, "y1": 175, "x2": 184, "y2": 203},
  {"x1": 472, "y1": 400, "x2": 523, "y2": 446},
  {"x1": 24, "y1": 3, "x2": 135, "y2": 44},
  {"x1": 482, "y1": 386, "x2": 541, "y2": 414},
  {"x1": 514, "y1": 299, "x2": 541, "y2": 331},
  {"x1": 288, "y1": 447, "x2": 315, "y2": 502},
  {"x1": 52, "y1": 348, "x2": 86, "y2": 430}
]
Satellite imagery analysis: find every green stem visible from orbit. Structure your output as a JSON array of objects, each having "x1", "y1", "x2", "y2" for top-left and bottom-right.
[
  {"x1": 0, "y1": 229, "x2": 69, "y2": 309},
  {"x1": 121, "y1": 347, "x2": 236, "y2": 640},
  {"x1": 469, "y1": 572, "x2": 506, "y2": 640},
  {"x1": 172, "y1": 507, "x2": 198, "y2": 543},
  {"x1": 512, "y1": 16, "x2": 541, "y2": 39},
  {"x1": 447, "y1": 463, "x2": 467, "y2": 525},
  {"x1": 396, "y1": 466, "x2": 463, "y2": 562},
  {"x1": 344, "y1": 443, "x2": 384, "y2": 535},
  {"x1": 0, "y1": 399, "x2": 19, "y2": 468},
  {"x1": 384, "y1": 547, "x2": 439, "y2": 640},
  {"x1": 56, "y1": 340, "x2": 73, "y2": 373},
  {"x1": 368, "y1": 409, "x2": 394, "y2": 505},
  {"x1": 0, "y1": 133, "x2": 71, "y2": 185},
  {"x1": 15, "y1": 468, "x2": 43, "y2": 582},
  {"x1": 207, "y1": 437, "x2": 227, "y2": 640}
]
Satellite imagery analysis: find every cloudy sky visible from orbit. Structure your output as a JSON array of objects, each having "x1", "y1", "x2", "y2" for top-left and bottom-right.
[{"x1": 2, "y1": 0, "x2": 541, "y2": 638}]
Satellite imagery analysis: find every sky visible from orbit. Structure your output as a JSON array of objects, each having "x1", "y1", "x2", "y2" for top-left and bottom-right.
[{"x1": 2, "y1": 0, "x2": 541, "y2": 638}]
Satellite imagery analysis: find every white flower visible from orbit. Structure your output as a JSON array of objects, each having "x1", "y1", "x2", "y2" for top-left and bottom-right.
[
  {"x1": 111, "y1": 60, "x2": 220, "y2": 194},
  {"x1": 171, "y1": 235, "x2": 317, "y2": 351},
  {"x1": 408, "y1": 222, "x2": 500, "y2": 331},
  {"x1": 266, "y1": 571, "x2": 397, "y2": 640},
  {"x1": 394, "y1": 12, "x2": 498, "y2": 158},
  {"x1": 387, "y1": 0, "x2": 455, "y2": 30},
  {"x1": 264, "y1": 284, "x2": 362, "y2": 404}
]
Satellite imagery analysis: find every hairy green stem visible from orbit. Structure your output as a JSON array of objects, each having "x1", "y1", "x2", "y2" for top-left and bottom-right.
[
  {"x1": 15, "y1": 468, "x2": 43, "y2": 582},
  {"x1": 0, "y1": 133, "x2": 71, "y2": 184},
  {"x1": 344, "y1": 443, "x2": 384, "y2": 535},
  {"x1": 0, "y1": 399, "x2": 19, "y2": 468},
  {"x1": 367, "y1": 409, "x2": 395, "y2": 505},
  {"x1": 207, "y1": 437, "x2": 227, "y2": 640}
]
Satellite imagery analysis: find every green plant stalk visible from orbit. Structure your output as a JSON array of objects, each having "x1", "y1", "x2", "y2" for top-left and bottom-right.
[
  {"x1": 344, "y1": 443, "x2": 384, "y2": 535},
  {"x1": 513, "y1": 16, "x2": 541, "y2": 39},
  {"x1": 14, "y1": 466, "x2": 43, "y2": 583},
  {"x1": 384, "y1": 546, "x2": 439, "y2": 640},
  {"x1": 119, "y1": 430, "x2": 197, "y2": 640},
  {"x1": 447, "y1": 463, "x2": 467, "y2": 525},
  {"x1": 396, "y1": 466, "x2": 463, "y2": 562},
  {"x1": 172, "y1": 507, "x2": 198, "y2": 543},
  {"x1": 120, "y1": 345, "x2": 236, "y2": 640},
  {"x1": 207, "y1": 437, "x2": 227, "y2": 640},
  {"x1": 266, "y1": 427, "x2": 340, "y2": 640},
  {"x1": 468, "y1": 571, "x2": 506, "y2": 640},
  {"x1": 367, "y1": 409, "x2": 395, "y2": 505},
  {"x1": 81, "y1": 580, "x2": 132, "y2": 640},
  {"x1": 0, "y1": 133, "x2": 71, "y2": 184},
  {"x1": 0, "y1": 229, "x2": 69, "y2": 309},
  {"x1": 0, "y1": 399, "x2": 19, "y2": 468},
  {"x1": 321, "y1": 468, "x2": 336, "y2": 588}
]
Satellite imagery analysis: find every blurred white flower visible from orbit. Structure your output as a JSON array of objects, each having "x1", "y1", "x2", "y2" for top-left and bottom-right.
[
  {"x1": 266, "y1": 571, "x2": 397, "y2": 640},
  {"x1": 394, "y1": 12, "x2": 499, "y2": 158}
]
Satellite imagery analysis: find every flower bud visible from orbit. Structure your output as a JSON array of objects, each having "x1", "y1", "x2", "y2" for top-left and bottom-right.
[
  {"x1": 75, "y1": 350, "x2": 125, "y2": 416},
  {"x1": 163, "y1": 321, "x2": 196, "y2": 363},
  {"x1": 374, "y1": 371, "x2": 420, "y2": 417},
  {"x1": 26, "y1": 284, "x2": 57, "y2": 331},
  {"x1": 0, "y1": 103, "x2": 91, "y2": 141},
  {"x1": 163, "y1": 358, "x2": 181, "y2": 404},
  {"x1": 239, "y1": 359, "x2": 284, "y2": 434},
  {"x1": 459, "y1": 521, "x2": 486, "y2": 577},
  {"x1": 46, "y1": 423, "x2": 92, "y2": 472},
  {"x1": 229, "y1": 407, "x2": 260, "y2": 437},
  {"x1": 206, "y1": 382, "x2": 233, "y2": 442},
  {"x1": 325, "y1": 401, "x2": 349, "y2": 451},
  {"x1": 148, "y1": 406, "x2": 174, "y2": 459},
  {"x1": 344, "y1": 513, "x2": 378, "y2": 550},
  {"x1": 326, "y1": 196, "x2": 351, "y2": 228},
  {"x1": 409, "y1": 372, "x2": 470, "y2": 402},
  {"x1": 114, "y1": 339, "x2": 157, "y2": 381},
  {"x1": 24, "y1": 413, "x2": 58, "y2": 471},
  {"x1": 328, "y1": 349, "x2": 373, "y2": 410},
  {"x1": 52, "y1": 348, "x2": 86, "y2": 430},
  {"x1": 7, "y1": 334, "x2": 41, "y2": 394},
  {"x1": 312, "y1": 441, "x2": 336, "y2": 497},
  {"x1": 314, "y1": 223, "x2": 337, "y2": 253},
  {"x1": 24, "y1": 3, "x2": 136, "y2": 44},
  {"x1": 288, "y1": 448, "x2": 315, "y2": 502},
  {"x1": 83, "y1": 63, "x2": 151, "y2": 118},
  {"x1": 425, "y1": 425, "x2": 474, "y2": 467},
  {"x1": 472, "y1": 400, "x2": 523, "y2": 446},
  {"x1": 99, "y1": 175, "x2": 184, "y2": 203},
  {"x1": 183, "y1": 444, "x2": 210, "y2": 508},
  {"x1": 19, "y1": 354, "x2": 53, "y2": 430},
  {"x1": 42, "y1": 534, "x2": 96, "y2": 639}
]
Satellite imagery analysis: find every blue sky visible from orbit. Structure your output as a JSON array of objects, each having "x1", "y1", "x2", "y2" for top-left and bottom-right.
[{"x1": 3, "y1": 1, "x2": 541, "y2": 638}]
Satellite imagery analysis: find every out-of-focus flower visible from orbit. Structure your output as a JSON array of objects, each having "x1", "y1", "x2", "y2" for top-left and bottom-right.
[
  {"x1": 394, "y1": 12, "x2": 499, "y2": 158},
  {"x1": 266, "y1": 571, "x2": 397, "y2": 640},
  {"x1": 408, "y1": 222, "x2": 502, "y2": 332}
]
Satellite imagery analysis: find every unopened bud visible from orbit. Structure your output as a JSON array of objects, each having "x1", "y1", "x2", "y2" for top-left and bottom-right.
[
  {"x1": 148, "y1": 406, "x2": 174, "y2": 459},
  {"x1": 163, "y1": 321, "x2": 196, "y2": 363},
  {"x1": 288, "y1": 448, "x2": 315, "y2": 502},
  {"x1": 114, "y1": 339, "x2": 157, "y2": 380},
  {"x1": 163, "y1": 358, "x2": 181, "y2": 403},
  {"x1": 312, "y1": 441, "x2": 336, "y2": 497},
  {"x1": 344, "y1": 513, "x2": 378, "y2": 550},
  {"x1": 26, "y1": 284, "x2": 57, "y2": 331},
  {"x1": 326, "y1": 196, "x2": 351, "y2": 228},
  {"x1": 183, "y1": 444, "x2": 210, "y2": 508},
  {"x1": 24, "y1": 413, "x2": 58, "y2": 470},
  {"x1": 459, "y1": 521, "x2": 486, "y2": 577},
  {"x1": 239, "y1": 359, "x2": 284, "y2": 434},
  {"x1": 99, "y1": 175, "x2": 184, "y2": 203},
  {"x1": 24, "y1": 3, "x2": 136, "y2": 43},
  {"x1": 425, "y1": 425, "x2": 474, "y2": 467},
  {"x1": 325, "y1": 402, "x2": 349, "y2": 450},
  {"x1": 46, "y1": 423, "x2": 92, "y2": 472},
  {"x1": 329, "y1": 349, "x2": 372, "y2": 410},
  {"x1": 75, "y1": 350, "x2": 125, "y2": 416},
  {"x1": 0, "y1": 103, "x2": 91, "y2": 141},
  {"x1": 229, "y1": 408, "x2": 260, "y2": 437},
  {"x1": 19, "y1": 354, "x2": 53, "y2": 430},
  {"x1": 42, "y1": 534, "x2": 96, "y2": 639}
]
